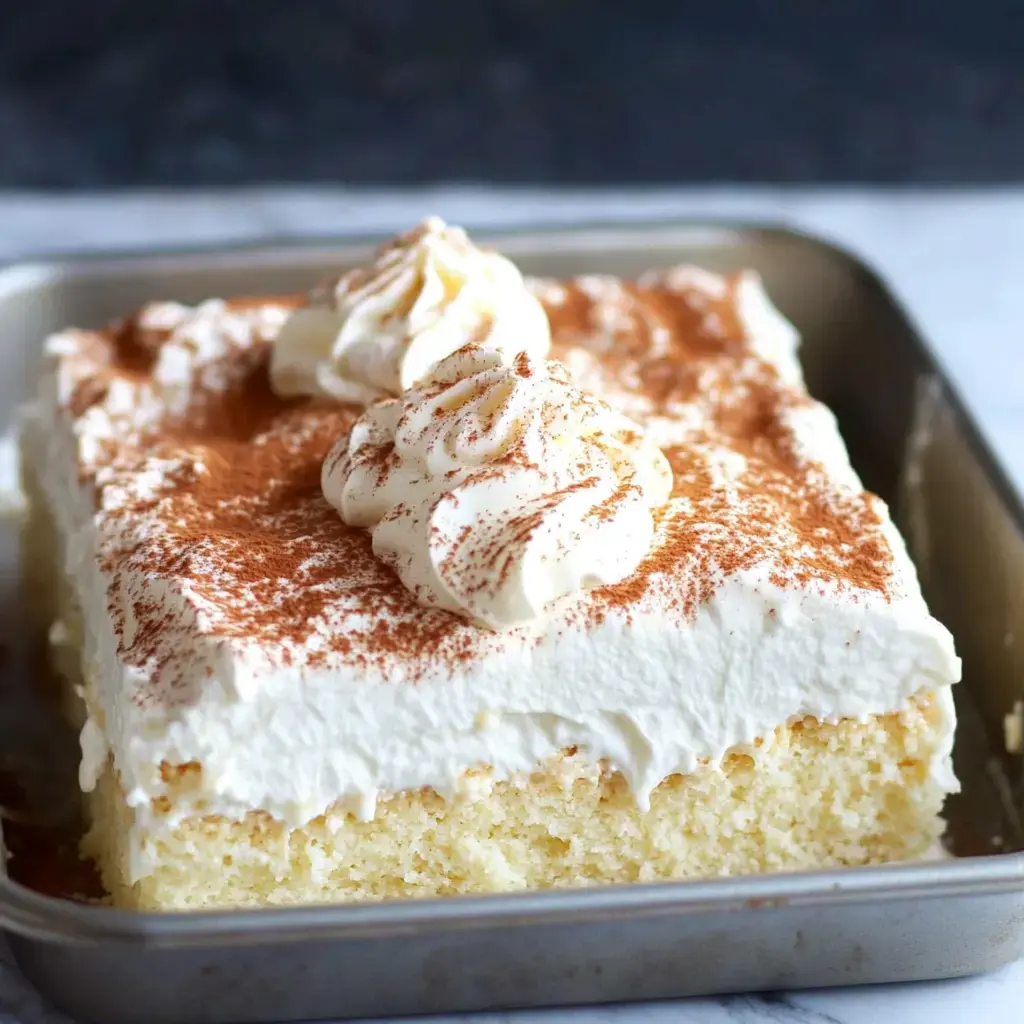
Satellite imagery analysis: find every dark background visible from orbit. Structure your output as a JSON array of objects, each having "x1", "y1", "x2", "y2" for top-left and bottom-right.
[{"x1": 3, "y1": 0, "x2": 1023, "y2": 188}]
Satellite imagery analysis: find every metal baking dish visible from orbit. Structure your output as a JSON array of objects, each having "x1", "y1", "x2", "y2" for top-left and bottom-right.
[{"x1": 0, "y1": 224, "x2": 1022, "y2": 1024}]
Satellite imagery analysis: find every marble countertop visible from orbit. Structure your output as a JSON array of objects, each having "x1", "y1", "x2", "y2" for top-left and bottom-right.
[{"x1": 0, "y1": 187, "x2": 1021, "y2": 1023}]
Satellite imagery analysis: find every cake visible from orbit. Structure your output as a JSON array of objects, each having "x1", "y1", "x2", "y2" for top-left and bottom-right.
[{"x1": 19, "y1": 218, "x2": 960, "y2": 911}]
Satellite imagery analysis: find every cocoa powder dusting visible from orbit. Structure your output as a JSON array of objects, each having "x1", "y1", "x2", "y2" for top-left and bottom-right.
[
  {"x1": 58, "y1": 275, "x2": 894, "y2": 710},
  {"x1": 542, "y1": 272, "x2": 745, "y2": 413},
  {"x1": 59, "y1": 301, "x2": 492, "y2": 707},
  {"x1": 536, "y1": 271, "x2": 893, "y2": 622}
]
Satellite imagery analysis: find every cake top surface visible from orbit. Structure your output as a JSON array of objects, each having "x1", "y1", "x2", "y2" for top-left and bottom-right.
[{"x1": 43, "y1": 266, "x2": 901, "y2": 709}]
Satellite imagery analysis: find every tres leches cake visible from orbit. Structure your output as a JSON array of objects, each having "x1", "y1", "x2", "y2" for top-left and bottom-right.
[{"x1": 19, "y1": 218, "x2": 960, "y2": 910}]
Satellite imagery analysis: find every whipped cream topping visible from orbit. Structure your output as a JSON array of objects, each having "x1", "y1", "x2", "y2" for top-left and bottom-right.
[
  {"x1": 45, "y1": 299, "x2": 292, "y2": 473},
  {"x1": 322, "y1": 345, "x2": 672, "y2": 629},
  {"x1": 270, "y1": 217, "x2": 551, "y2": 403},
  {"x1": 533, "y1": 268, "x2": 802, "y2": 449}
]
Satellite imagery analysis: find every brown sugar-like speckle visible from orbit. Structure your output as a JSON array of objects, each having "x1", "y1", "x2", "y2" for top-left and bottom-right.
[
  {"x1": 533, "y1": 271, "x2": 893, "y2": 625},
  {"x1": 53, "y1": 273, "x2": 895, "y2": 712}
]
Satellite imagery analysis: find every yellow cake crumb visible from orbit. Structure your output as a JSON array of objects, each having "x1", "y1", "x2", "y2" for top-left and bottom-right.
[{"x1": 81, "y1": 693, "x2": 948, "y2": 911}]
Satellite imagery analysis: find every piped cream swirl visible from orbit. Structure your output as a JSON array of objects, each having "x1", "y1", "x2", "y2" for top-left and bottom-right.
[
  {"x1": 270, "y1": 217, "x2": 550, "y2": 403},
  {"x1": 322, "y1": 344, "x2": 673, "y2": 629}
]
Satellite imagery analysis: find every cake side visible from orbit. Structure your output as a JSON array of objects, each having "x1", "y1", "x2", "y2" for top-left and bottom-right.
[{"x1": 81, "y1": 693, "x2": 951, "y2": 910}]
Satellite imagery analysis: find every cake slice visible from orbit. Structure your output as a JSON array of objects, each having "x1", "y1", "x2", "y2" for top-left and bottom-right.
[{"x1": 20, "y1": 220, "x2": 959, "y2": 910}]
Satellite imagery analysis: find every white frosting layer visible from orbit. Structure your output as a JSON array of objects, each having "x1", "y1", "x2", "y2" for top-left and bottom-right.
[
  {"x1": 270, "y1": 217, "x2": 551, "y2": 403},
  {"x1": 322, "y1": 345, "x2": 672, "y2": 628},
  {"x1": 22, "y1": 270, "x2": 961, "y2": 883},
  {"x1": 536, "y1": 268, "x2": 805, "y2": 451}
]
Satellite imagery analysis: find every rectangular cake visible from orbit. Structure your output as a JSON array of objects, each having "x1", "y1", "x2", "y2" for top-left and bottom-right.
[{"x1": 19, "y1": 219, "x2": 960, "y2": 910}]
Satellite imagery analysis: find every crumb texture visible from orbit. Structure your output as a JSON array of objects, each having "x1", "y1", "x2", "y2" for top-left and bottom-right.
[{"x1": 85, "y1": 693, "x2": 949, "y2": 911}]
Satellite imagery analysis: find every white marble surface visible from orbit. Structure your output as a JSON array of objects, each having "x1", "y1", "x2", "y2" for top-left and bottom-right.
[{"x1": 0, "y1": 187, "x2": 1021, "y2": 1023}]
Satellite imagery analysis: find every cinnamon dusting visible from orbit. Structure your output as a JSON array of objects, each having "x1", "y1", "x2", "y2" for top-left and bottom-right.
[{"x1": 52, "y1": 273, "x2": 896, "y2": 708}]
